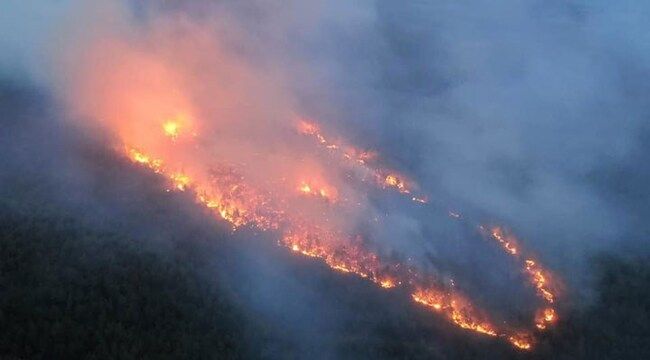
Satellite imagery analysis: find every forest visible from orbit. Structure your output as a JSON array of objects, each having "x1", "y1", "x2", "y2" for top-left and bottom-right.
[{"x1": 0, "y1": 82, "x2": 649, "y2": 359}]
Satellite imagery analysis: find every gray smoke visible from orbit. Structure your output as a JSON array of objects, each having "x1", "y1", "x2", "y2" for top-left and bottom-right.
[{"x1": 2, "y1": 0, "x2": 649, "y2": 356}]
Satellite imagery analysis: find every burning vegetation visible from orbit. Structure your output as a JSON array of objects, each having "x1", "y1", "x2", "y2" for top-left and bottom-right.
[
  {"x1": 65, "y1": 32, "x2": 562, "y2": 352},
  {"x1": 119, "y1": 114, "x2": 561, "y2": 351},
  {"x1": 480, "y1": 225, "x2": 560, "y2": 334}
]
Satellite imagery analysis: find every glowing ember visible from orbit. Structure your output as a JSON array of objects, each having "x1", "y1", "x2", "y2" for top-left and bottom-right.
[
  {"x1": 297, "y1": 119, "x2": 320, "y2": 136},
  {"x1": 163, "y1": 121, "x2": 180, "y2": 139},
  {"x1": 294, "y1": 118, "x2": 430, "y2": 203},
  {"x1": 489, "y1": 227, "x2": 518, "y2": 255},
  {"x1": 544, "y1": 308, "x2": 556, "y2": 322},
  {"x1": 127, "y1": 147, "x2": 162, "y2": 173},
  {"x1": 299, "y1": 183, "x2": 312, "y2": 193},
  {"x1": 525, "y1": 260, "x2": 555, "y2": 303},
  {"x1": 412, "y1": 288, "x2": 497, "y2": 336},
  {"x1": 482, "y1": 226, "x2": 557, "y2": 304},
  {"x1": 384, "y1": 174, "x2": 409, "y2": 193},
  {"x1": 170, "y1": 173, "x2": 191, "y2": 191},
  {"x1": 479, "y1": 224, "x2": 560, "y2": 339},
  {"x1": 297, "y1": 180, "x2": 338, "y2": 202},
  {"x1": 354, "y1": 150, "x2": 377, "y2": 164},
  {"x1": 379, "y1": 278, "x2": 396, "y2": 289},
  {"x1": 508, "y1": 334, "x2": 533, "y2": 350},
  {"x1": 535, "y1": 308, "x2": 557, "y2": 330}
]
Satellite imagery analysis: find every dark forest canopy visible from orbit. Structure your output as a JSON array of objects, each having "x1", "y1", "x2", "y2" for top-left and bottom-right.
[
  {"x1": 1, "y1": 198, "x2": 649, "y2": 359},
  {"x1": 1, "y1": 84, "x2": 649, "y2": 359}
]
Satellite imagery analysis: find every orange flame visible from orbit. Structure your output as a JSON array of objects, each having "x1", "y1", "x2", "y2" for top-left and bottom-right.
[
  {"x1": 98, "y1": 73, "x2": 561, "y2": 351},
  {"x1": 295, "y1": 118, "x2": 429, "y2": 203},
  {"x1": 127, "y1": 148, "x2": 163, "y2": 173},
  {"x1": 170, "y1": 172, "x2": 191, "y2": 191},
  {"x1": 384, "y1": 174, "x2": 409, "y2": 193},
  {"x1": 123, "y1": 130, "x2": 560, "y2": 351},
  {"x1": 483, "y1": 226, "x2": 557, "y2": 305},
  {"x1": 124, "y1": 146, "x2": 518, "y2": 342},
  {"x1": 489, "y1": 226, "x2": 518, "y2": 255},
  {"x1": 297, "y1": 180, "x2": 338, "y2": 203},
  {"x1": 412, "y1": 288, "x2": 498, "y2": 336},
  {"x1": 535, "y1": 308, "x2": 557, "y2": 330},
  {"x1": 525, "y1": 260, "x2": 555, "y2": 303},
  {"x1": 481, "y1": 225, "x2": 559, "y2": 339},
  {"x1": 163, "y1": 121, "x2": 180, "y2": 139},
  {"x1": 508, "y1": 334, "x2": 533, "y2": 350},
  {"x1": 60, "y1": 32, "x2": 564, "y2": 351}
]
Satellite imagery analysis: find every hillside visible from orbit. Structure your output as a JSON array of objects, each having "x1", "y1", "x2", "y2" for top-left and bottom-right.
[{"x1": 1, "y1": 83, "x2": 649, "y2": 359}]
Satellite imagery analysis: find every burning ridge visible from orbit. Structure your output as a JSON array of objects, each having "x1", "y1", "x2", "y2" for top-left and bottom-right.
[
  {"x1": 119, "y1": 115, "x2": 561, "y2": 351},
  {"x1": 296, "y1": 119, "x2": 428, "y2": 204},
  {"x1": 293, "y1": 118, "x2": 563, "y2": 349}
]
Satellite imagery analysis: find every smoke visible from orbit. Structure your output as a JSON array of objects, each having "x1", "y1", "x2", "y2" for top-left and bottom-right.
[
  {"x1": 365, "y1": 1, "x2": 650, "y2": 262},
  {"x1": 2, "y1": 0, "x2": 650, "y2": 355},
  {"x1": 235, "y1": 0, "x2": 650, "y2": 273}
]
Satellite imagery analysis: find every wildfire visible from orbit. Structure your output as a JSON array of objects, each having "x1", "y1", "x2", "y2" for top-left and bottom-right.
[
  {"x1": 59, "y1": 28, "x2": 565, "y2": 353},
  {"x1": 483, "y1": 226, "x2": 557, "y2": 304},
  {"x1": 379, "y1": 278, "x2": 396, "y2": 289},
  {"x1": 163, "y1": 121, "x2": 180, "y2": 139},
  {"x1": 489, "y1": 227, "x2": 518, "y2": 255},
  {"x1": 412, "y1": 288, "x2": 497, "y2": 336},
  {"x1": 127, "y1": 147, "x2": 162, "y2": 173},
  {"x1": 535, "y1": 308, "x2": 556, "y2": 330},
  {"x1": 295, "y1": 118, "x2": 430, "y2": 203},
  {"x1": 297, "y1": 180, "x2": 338, "y2": 202},
  {"x1": 170, "y1": 173, "x2": 191, "y2": 191},
  {"x1": 525, "y1": 260, "x2": 555, "y2": 303},
  {"x1": 349, "y1": 149, "x2": 377, "y2": 164},
  {"x1": 110, "y1": 110, "x2": 561, "y2": 352},
  {"x1": 480, "y1": 225, "x2": 559, "y2": 339},
  {"x1": 297, "y1": 119, "x2": 320, "y2": 136},
  {"x1": 281, "y1": 230, "x2": 376, "y2": 278},
  {"x1": 122, "y1": 122, "x2": 562, "y2": 351},
  {"x1": 508, "y1": 334, "x2": 533, "y2": 350},
  {"x1": 384, "y1": 174, "x2": 409, "y2": 193},
  {"x1": 278, "y1": 229, "x2": 503, "y2": 339},
  {"x1": 124, "y1": 144, "x2": 517, "y2": 342},
  {"x1": 162, "y1": 113, "x2": 194, "y2": 140}
]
